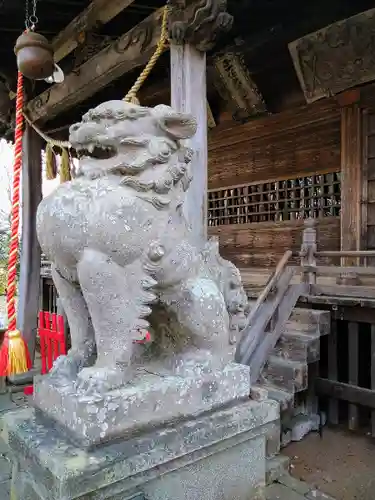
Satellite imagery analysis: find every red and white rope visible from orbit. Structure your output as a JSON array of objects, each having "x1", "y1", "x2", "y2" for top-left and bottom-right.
[{"x1": 6, "y1": 71, "x2": 24, "y2": 331}]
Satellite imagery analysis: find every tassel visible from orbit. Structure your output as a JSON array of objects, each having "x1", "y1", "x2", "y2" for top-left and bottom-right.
[
  {"x1": 45, "y1": 143, "x2": 57, "y2": 180},
  {"x1": 59, "y1": 147, "x2": 71, "y2": 183},
  {"x1": 0, "y1": 330, "x2": 31, "y2": 377}
]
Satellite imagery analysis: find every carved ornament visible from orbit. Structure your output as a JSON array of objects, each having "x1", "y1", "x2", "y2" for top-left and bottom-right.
[
  {"x1": 168, "y1": 0, "x2": 233, "y2": 52},
  {"x1": 289, "y1": 8, "x2": 375, "y2": 103},
  {"x1": 73, "y1": 31, "x2": 112, "y2": 68},
  {"x1": 214, "y1": 52, "x2": 267, "y2": 121}
]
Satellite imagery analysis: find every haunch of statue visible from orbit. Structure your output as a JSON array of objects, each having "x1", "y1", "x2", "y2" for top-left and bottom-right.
[{"x1": 36, "y1": 101, "x2": 249, "y2": 395}]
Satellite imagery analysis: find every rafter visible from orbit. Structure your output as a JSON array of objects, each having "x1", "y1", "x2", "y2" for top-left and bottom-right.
[
  {"x1": 52, "y1": 0, "x2": 137, "y2": 63},
  {"x1": 27, "y1": 8, "x2": 164, "y2": 123}
]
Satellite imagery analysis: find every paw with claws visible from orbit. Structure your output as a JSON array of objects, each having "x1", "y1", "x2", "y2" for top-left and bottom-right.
[{"x1": 75, "y1": 366, "x2": 131, "y2": 394}]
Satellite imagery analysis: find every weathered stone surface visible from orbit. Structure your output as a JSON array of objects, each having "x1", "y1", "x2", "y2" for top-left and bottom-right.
[
  {"x1": 34, "y1": 100, "x2": 250, "y2": 445},
  {"x1": 266, "y1": 483, "x2": 306, "y2": 500},
  {"x1": 266, "y1": 456, "x2": 290, "y2": 486},
  {"x1": 4, "y1": 399, "x2": 279, "y2": 500},
  {"x1": 33, "y1": 351, "x2": 250, "y2": 447},
  {"x1": 261, "y1": 357, "x2": 308, "y2": 393},
  {"x1": 286, "y1": 309, "x2": 330, "y2": 337}
]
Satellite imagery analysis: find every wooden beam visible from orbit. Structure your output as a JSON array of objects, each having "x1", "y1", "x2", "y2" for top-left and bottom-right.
[
  {"x1": 315, "y1": 377, "x2": 375, "y2": 410},
  {"x1": 52, "y1": 0, "x2": 137, "y2": 63},
  {"x1": 27, "y1": 8, "x2": 164, "y2": 124}
]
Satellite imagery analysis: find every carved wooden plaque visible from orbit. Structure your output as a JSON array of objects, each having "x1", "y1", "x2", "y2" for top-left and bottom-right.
[
  {"x1": 289, "y1": 8, "x2": 375, "y2": 103},
  {"x1": 214, "y1": 52, "x2": 267, "y2": 121}
]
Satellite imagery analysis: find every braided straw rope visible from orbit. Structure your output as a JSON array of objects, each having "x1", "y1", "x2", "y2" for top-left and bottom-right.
[
  {"x1": 23, "y1": 112, "x2": 70, "y2": 149},
  {"x1": 124, "y1": 5, "x2": 170, "y2": 104}
]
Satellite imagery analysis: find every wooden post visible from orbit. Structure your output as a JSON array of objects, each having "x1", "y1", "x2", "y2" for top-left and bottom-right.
[
  {"x1": 168, "y1": 0, "x2": 233, "y2": 247},
  {"x1": 300, "y1": 218, "x2": 317, "y2": 286},
  {"x1": 328, "y1": 318, "x2": 339, "y2": 425},
  {"x1": 348, "y1": 321, "x2": 359, "y2": 430},
  {"x1": 371, "y1": 324, "x2": 375, "y2": 436},
  {"x1": 170, "y1": 44, "x2": 207, "y2": 247},
  {"x1": 340, "y1": 92, "x2": 362, "y2": 266},
  {"x1": 16, "y1": 125, "x2": 42, "y2": 366}
]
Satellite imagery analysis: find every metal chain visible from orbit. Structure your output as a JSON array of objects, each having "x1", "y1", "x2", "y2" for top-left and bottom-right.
[{"x1": 25, "y1": 0, "x2": 38, "y2": 30}]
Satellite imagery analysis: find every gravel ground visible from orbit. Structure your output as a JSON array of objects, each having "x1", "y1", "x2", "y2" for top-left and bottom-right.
[{"x1": 283, "y1": 428, "x2": 375, "y2": 500}]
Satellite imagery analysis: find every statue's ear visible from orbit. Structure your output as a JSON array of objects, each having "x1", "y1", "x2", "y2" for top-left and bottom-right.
[{"x1": 155, "y1": 106, "x2": 197, "y2": 139}]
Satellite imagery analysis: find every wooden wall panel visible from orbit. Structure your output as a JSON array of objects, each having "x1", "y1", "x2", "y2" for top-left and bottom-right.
[
  {"x1": 363, "y1": 108, "x2": 375, "y2": 264},
  {"x1": 208, "y1": 218, "x2": 340, "y2": 269},
  {"x1": 340, "y1": 102, "x2": 361, "y2": 265},
  {"x1": 208, "y1": 97, "x2": 341, "y2": 189}
]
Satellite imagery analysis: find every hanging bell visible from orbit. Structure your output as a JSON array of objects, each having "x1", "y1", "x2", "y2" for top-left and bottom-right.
[{"x1": 14, "y1": 31, "x2": 55, "y2": 80}]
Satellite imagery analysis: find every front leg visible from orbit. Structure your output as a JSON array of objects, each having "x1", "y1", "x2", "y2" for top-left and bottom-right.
[
  {"x1": 49, "y1": 265, "x2": 96, "y2": 382},
  {"x1": 75, "y1": 249, "x2": 157, "y2": 393}
]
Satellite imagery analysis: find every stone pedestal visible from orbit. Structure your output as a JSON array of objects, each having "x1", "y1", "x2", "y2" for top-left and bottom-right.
[
  {"x1": 4, "y1": 398, "x2": 278, "y2": 500},
  {"x1": 32, "y1": 357, "x2": 251, "y2": 448}
]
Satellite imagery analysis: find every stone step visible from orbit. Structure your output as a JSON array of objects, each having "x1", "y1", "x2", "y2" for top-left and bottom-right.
[
  {"x1": 251, "y1": 383, "x2": 294, "y2": 413},
  {"x1": 287, "y1": 308, "x2": 330, "y2": 336},
  {"x1": 265, "y1": 419, "x2": 281, "y2": 459},
  {"x1": 272, "y1": 330, "x2": 320, "y2": 364},
  {"x1": 260, "y1": 356, "x2": 308, "y2": 393},
  {"x1": 266, "y1": 482, "x2": 307, "y2": 500},
  {"x1": 266, "y1": 455, "x2": 290, "y2": 486}
]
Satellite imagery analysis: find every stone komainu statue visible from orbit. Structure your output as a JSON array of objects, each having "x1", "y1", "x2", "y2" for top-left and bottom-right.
[{"x1": 36, "y1": 101, "x2": 249, "y2": 393}]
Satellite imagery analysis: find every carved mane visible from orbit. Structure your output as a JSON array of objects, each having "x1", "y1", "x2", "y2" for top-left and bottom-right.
[{"x1": 70, "y1": 101, "x2": 197, "y2": 210}]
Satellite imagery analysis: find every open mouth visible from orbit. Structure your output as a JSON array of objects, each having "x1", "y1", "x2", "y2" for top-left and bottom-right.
[{"x1": 76, "y1": 144, "x2": 117, "y2": 160}]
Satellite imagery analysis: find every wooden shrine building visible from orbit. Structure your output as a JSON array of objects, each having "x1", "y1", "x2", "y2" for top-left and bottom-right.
[{"x1": 2, "y1": 0, "x2": 375, "y2": 435}]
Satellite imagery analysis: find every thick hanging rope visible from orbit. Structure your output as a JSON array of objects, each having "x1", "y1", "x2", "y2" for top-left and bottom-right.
[
  {"x1": 124, "y1": 5, "x2": 169, "y2": 104},
  {"x1": 0, "y1": 71, "x2": 31, "y2": 376}
]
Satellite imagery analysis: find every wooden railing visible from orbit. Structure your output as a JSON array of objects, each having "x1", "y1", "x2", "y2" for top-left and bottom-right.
[
  {"x1": 298, "y1": 220, "x2": 375, "y2": 301},
  {"x1": 236, "y1": 218, "x2": 375, "y2": 391},
  {"x1": 297, "y1": 220, "x2": 375, "y2": 435},
  {"x1": 235, "y1": 250, "x2": 308, "y2": 380}
]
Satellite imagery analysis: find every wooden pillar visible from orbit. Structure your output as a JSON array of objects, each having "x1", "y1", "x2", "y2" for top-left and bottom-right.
[
  {"x1": 168, "y1": 0, "x2": 233, "y2": 248},
  {"x1": 339, "y1": 90, "x2": 362, "y2": 265},
  {"x1": 16, "y1": 124, "x2": 42, "y2": 365},
  {"x1": 170, "y1": 44, "x2": 207, "y2": 247}
]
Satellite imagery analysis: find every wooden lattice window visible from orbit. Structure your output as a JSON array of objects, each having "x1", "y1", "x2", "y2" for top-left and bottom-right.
[{"x1": 208, "y1": 172, "x2": 341, "y2": 226}]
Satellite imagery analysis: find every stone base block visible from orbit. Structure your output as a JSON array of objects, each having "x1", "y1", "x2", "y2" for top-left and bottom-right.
[
  {"x1": 33, "y1": 357, "x2": 250, "y2": 448},
  {"x1": 4, "y1": 399, "x2": 279, "y2": 500}
]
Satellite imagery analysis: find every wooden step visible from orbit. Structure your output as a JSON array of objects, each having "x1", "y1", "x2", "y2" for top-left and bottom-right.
[
  {"x1": 272, "y1": 330, "x2": 320, "y2": 364},
  {"x1": 287, "y1": 308, "x2": 330, "y2": 336},
  {"x1": 260, "y1": 356, "x2": 308, "y2": 393},
  {"x1": 246, "y1": 301, "x2": 330, "y2": 336}
]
